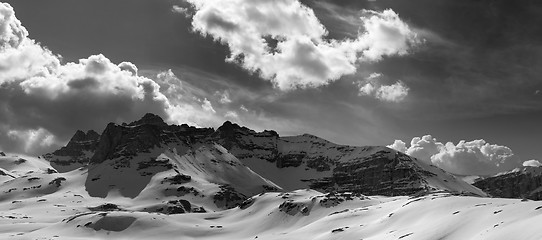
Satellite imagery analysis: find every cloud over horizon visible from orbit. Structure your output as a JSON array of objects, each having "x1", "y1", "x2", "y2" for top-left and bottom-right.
[
  {"x1": 387, "y1": 135, "x2": 529, "y2": 176},
  {"x1": 185, "y1": 0, "x2": 420, "y2": 90},
  {"x1": 0, "y1": 3, "x2": 182, "y2": 154},
  {"x1": 0, "y1": 0, "x2": 355, "y2": 155},
  {"x1": 0, "y1": 0, "x2": 309, "y2": 155}
]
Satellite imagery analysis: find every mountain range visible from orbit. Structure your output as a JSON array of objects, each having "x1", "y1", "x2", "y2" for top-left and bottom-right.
[{"x1": 0, "y1": 113, "x2": 541, "y2": 239}]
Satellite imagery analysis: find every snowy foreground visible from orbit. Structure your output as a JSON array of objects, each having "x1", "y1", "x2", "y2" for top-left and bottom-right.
[{"x1": 1, "y1": 157, "x2": 542, "y2": 240}]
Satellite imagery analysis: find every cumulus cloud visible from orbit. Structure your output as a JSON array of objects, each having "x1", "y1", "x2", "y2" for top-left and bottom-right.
[
  {"x1": 356, "y1": 73, "x2": 409, "y2": 102},
  {"x1": 523, "y1": 160, "x2": 542, "y2": 167},
  {"x1": 186, "y1": 0, "x2": 420, "y2": 90},
  {"x1": 0, "y1": 3, "x2": 193, "y2": 154},
  {"x1": 387, "y1": 139, "x2": 407, "y2": 153},
  {"x1": 375, "y1": 81, "x2": 409, "y2": 102},
  {"x1": 0, "y1": 3, "x2": 27, "y2": 50},
  {"x1": 358, "y1": 82, "x2": 376, "y2": 96},
  {"x1": 388, "y1": 135, "x2": 523, "y2": 176}
]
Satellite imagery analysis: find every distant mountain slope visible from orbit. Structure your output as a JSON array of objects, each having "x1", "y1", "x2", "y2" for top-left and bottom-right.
[
  {"x1": 474, "y1": 166, "x2": 542, "y2": 200},
  {"x1": 211, "y1": 121, "x2": 486, "y2": 196}
]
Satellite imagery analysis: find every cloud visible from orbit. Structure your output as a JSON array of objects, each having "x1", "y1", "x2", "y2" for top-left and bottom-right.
[
  {"x1": 0, "y1": 3, "x2": 201, "y2": 155},
  {"x1": 172, "y1": 5, "x2": 192, "y2": 17},
  {"x1": 0, "y1": 52, "x2": 173, "y2": 154},
  {"x1": 224, "y1": 111, "x2": 239, "y2": 119},
  {"x1": 388, "y1": 135, "x2": 523, "y2": 176},
  {"x1": 4, "y1": 128, "x2": 56, "y2": 154},
  {"x1": 523, "y1": 160, "x2": 542, "y2": 167},
  {"x1": 387, "y1": 139, "x2": 407, "y2": 153},
  {"x1": 201, "y1": 98, "x2": 216, "y2": 113},
  {"x1": 0, "y1": 3, "x2": 27, "y2": 50},
  {"x1": 240, "y1": 105, "x2": 249, "y2": 112},
  {"x1": 375, "y1": 80, "x2": 409, "y2": 102},
  {"x1": 356, "y1": 73, "x2": 409, "y2": 102},
  {"x1": 358, "y1": 82, "x2": 376, "y2": 96},
  {"x1": 186, "y1": 0, "x2": 420, "y2": 90},
  {"x1": 355, "y1": 10, "x2": 420, "y2": 61},
  {"x1": 216, "y1": 90, "x2": 232, "y2": 104}
]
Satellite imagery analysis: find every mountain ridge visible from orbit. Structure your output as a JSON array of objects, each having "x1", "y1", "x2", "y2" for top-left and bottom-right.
[{"x1": 42, "y1": 113, "x2": 486, "y2": 199}]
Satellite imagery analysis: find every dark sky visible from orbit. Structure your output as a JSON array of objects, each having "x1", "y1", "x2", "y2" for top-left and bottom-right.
[{"x1": 1, "y1": 0, "x2": 541, "y2": 170}]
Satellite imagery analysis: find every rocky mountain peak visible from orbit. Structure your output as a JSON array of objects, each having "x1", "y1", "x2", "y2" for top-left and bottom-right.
[
  {"x1": 89, "y1": 115, "x2": 186, "y2": 165},
  {"x1": 216, "y1": 121, "x2": 247, "y2": 134},
  {"x1": 45, "y1": 115, "x2": 486, "y2": 199},
  {"x1": 44, "y1": 129, "x2": 102, "y2": 172},
  {"x1": 54, "y1": 129, "x2": 101, "y2": 156},
  {"x1": 127, "y1": 113, "x2": 168, "y2": 127},
  {"x1": 216, "y1": 121, "x2": 278, "y2": 137},
  {"x1": 0, "y1": 152, "x2": 5, "y2": 157},
  {"x1": 67, "y1": 130, "x2": 100, "y2": 147},
  {"x1": 474, "y1": 166, "x2": 542, "y2": 200}
]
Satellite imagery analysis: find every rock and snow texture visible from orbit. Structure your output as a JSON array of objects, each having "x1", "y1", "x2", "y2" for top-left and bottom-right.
[
  {"x1": 474, "y1": 166, "x2": 542, "y2": 200},
  {"x1": 1, "y1": 113, "x2": 540, "y2": 239},
  {"x1": 78, "y1": 113, "x2": 280, "y2": 214},
  {"x1": 212, "y1": 121, "x2": 485, "y2": 196},
  {"x1": 42, "y1": 114, "x2": 483, "y2": 202},
  {"x1": 42, "y1": 130, "x2": 100, "y2": 172}
]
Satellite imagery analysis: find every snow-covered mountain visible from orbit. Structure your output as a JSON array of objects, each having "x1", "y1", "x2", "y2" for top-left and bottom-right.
[
  {"x1": 4, "y1": 113, "x2": 540, "y2": 239},
  {"x1": 211, "y1": 121, "x2": 485, "y2": 196},
  {"x1": 474, "y1": 166, "x2": 542, "y2": 200},
  {"x1": 41, "y1": 113, "x2": 484, "y2": 200},
  {"x1": 82, "y1": 113, "x2": 281, "y2": 212}
]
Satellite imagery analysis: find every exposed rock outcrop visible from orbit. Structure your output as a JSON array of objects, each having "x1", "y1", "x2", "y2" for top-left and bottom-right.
[
  {"x1": 474, "y1": 167, "x2": 542, "y2": 200},
  {"x1": 210, "y1": 122, "x2": 485, "y2": 196},
  {"x1": 84, "y1": 113, "x2": 279, "y2": 202},
  {"x1": 43, "y1": 130, "x2": 100, "y2": 172},
  {"x1": 49, "y1": 113, "x2": 484, "y2": 200}
]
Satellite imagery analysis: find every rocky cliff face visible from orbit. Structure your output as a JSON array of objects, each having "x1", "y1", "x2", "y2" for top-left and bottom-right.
[
  {"x1": 90, "y1": 113, "x2": 214, "y2": 165},
  {"x1": 473, "y1": 167, "x2": 542, "y2": 200},
  {"x1": 43, "y1": 130, "x2": 100, "y2": 172},
  {"x1": 210, "y1": 121, "x2": 485, "y2": 196},
  {"x1": 49, "y1": 113, "x2": 485, "y2": 202},
  {"x1": 84, "y1": 113, "x2": 279, "y2": 212}
]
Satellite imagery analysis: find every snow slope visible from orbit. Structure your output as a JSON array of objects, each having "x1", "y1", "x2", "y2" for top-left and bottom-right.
[
  {"x1": 0, "y1": 115, "x2": 538, "y2": 239},
  {"x1": 2, "y1": 184, "x2": 542, "y2": 240}
]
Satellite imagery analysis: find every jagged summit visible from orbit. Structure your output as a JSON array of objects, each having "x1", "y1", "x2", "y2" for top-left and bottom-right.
[
  {"x1": 43, "y1": 129, "x2": 101, "y2": 172},
  {"x1": 67, "y1": 130, "x2": 100, "y2": 146},
  {"x1": 215, "y1": 121, "x2": 252, "y2": 136},
  {"x1": 55, "y1": 129, "x2": 100, "y2": 155},
  {"x1": 126, "y1": 113, "x2": 168, "y2": 127},
  {"x1": 215, "y1": 120, "x2": 278, "y2": 136},
  {"x1": 43, "y1": 113, "x2": 486, "y2": 200}
]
